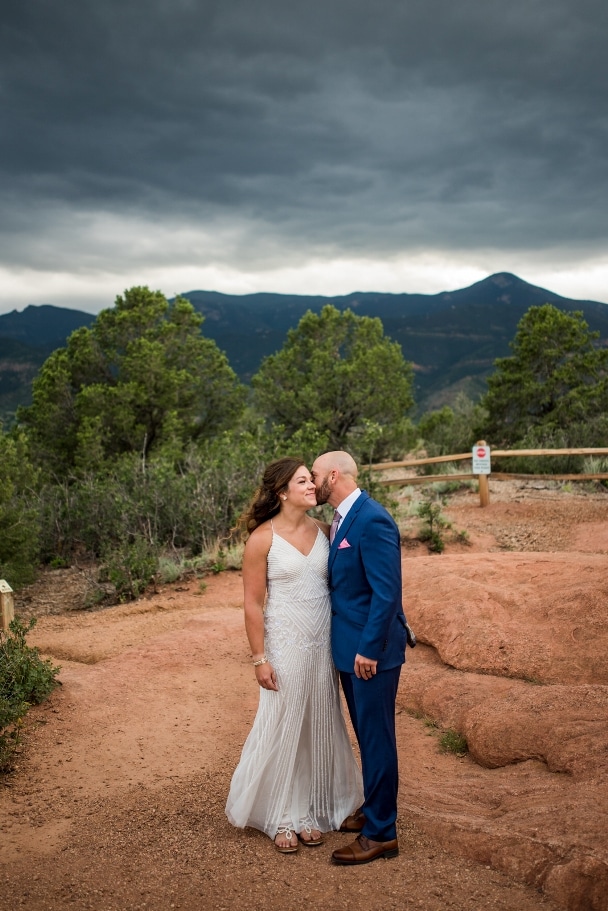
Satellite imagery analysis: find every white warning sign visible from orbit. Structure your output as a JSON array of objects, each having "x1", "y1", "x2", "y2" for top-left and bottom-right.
[{"x1": 472, "y1": 444, "x2": 491, "y2": 475}]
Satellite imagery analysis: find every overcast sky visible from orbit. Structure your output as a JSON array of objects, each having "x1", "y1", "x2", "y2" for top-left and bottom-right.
[{"x1": 1, "y1": 0, "x2": 607, "y2": 315}]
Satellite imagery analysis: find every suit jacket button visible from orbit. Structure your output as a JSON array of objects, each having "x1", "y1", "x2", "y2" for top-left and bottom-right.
[{"x1": 331, "y1": 610, "x2": 337, "y2": 616}]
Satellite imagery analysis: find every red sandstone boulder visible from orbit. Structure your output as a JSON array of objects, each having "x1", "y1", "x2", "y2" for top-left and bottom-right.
[{"x1": 399, "y1": 549, "x2": 608, "y2": 911}]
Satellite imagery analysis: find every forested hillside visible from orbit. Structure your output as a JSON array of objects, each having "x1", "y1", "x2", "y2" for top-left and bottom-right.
[{"x1": 2, "y1": 272, "x2": 607, "y2": 423}]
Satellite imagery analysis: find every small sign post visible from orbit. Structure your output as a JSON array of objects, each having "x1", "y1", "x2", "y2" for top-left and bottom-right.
[
  {"x1": 472, "y1": 441, "x2": 491, "y2": 507},
  {"x1": 0, "y1": 580, "x2": 14, "y2": 631}
]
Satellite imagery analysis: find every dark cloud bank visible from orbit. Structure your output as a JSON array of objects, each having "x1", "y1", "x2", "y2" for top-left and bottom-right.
[{"x1": 1, "y1": 0, "x2": 607, "y2": 281}]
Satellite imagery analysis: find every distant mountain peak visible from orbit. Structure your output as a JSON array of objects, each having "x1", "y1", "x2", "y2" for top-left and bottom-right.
[
  {"x1": 488, "y1": 271, "x2": 521, "y2": 286},
  {"x1": 1, "y1": 274, "x2": 607, "y2": 423}
]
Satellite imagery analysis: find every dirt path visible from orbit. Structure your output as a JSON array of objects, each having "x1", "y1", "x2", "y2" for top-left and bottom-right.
[{"x1": 1, "y1": 481, "x2": 606, "y2": 911}]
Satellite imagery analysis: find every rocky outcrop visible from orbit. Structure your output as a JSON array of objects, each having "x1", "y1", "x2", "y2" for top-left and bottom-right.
[{"x1": 399, "y1": 552, "x2": 608, "y2": 911}]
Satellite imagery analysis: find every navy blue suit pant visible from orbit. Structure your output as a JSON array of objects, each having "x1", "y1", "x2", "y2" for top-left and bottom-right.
[{"x1": 339, "y1": 665, "x2": 401, "y2": 841}]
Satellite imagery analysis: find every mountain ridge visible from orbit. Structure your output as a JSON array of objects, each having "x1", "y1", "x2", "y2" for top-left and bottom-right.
[{"x1": 1, "y1": 272, "x2": 607, "y2": 421}]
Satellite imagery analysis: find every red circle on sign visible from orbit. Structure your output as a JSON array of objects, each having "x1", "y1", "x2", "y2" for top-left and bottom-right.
[{"x1": 476, "y1": 448, "x2": 486, "y2": 457}]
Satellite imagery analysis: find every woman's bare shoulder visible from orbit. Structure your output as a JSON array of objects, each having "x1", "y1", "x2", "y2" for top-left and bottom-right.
[{"x1": 245, "y1": 521, "x2": 273, "y2": 554}]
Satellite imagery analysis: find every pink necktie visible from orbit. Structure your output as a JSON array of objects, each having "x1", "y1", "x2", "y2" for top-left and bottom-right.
[{"x1": 330, "y1": 510, "x2": 341, "y2": 544}]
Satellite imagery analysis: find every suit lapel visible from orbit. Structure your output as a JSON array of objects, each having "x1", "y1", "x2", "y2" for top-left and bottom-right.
[{"x1": 328, "y1": 490, "x2": 369, "y2": 571}]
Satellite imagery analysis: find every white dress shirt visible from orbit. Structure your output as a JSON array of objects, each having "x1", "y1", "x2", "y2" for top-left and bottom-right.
[{"x1": 333, "y1": 488, "x2": 362, "y2": 535}]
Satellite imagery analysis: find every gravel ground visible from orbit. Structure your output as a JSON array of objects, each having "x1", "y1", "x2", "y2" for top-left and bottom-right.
[{"x1": 2, "y1": 479, "x2": 606, "y2": 911}]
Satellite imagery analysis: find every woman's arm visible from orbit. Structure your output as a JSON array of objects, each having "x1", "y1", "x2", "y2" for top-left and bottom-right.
[{"x1": 242, "y1": 525, "x2": 278, "y2": 691}]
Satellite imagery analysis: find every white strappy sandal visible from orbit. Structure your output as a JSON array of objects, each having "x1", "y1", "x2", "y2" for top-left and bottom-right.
[
  {"x1": 297, "y1": 817, "x2": 324, "y2": 846},
  {"x1": 274, "y1": 825, "x2": 299, "y2": 853}
]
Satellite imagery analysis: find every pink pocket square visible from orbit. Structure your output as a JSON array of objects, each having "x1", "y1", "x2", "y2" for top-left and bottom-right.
[{"x1": 338, "y1": 538, "x2": 351, "y2": 549}]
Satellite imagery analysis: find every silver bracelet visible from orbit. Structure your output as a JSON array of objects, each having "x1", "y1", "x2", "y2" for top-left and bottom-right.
[{"x1": 252, "y1": 656, "x2": 268, "y2": 667}]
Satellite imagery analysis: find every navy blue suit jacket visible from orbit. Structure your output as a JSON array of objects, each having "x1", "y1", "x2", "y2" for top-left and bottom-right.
[{"x1": 328, "y1": 491, "x2": 407, "y2": 673}]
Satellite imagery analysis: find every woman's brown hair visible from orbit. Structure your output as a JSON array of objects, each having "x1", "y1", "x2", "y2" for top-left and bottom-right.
[{"x1": 240, "y1": 457, "x2": 306, "y2": 536}]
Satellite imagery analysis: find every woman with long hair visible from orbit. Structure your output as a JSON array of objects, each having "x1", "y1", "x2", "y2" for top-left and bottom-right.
[{"x1": 225, "y1": 457, "x2": 363, "y2": 853}]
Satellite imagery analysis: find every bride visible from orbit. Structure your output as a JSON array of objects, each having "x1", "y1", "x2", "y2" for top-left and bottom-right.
[{"x1": 225, "y1": 457, "x2": 363, "y2": 853}]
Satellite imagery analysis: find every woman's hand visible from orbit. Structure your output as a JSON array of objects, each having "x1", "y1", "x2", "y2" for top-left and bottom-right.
[{"x1": 255, "y1": 661, "x2": 278, "y2": 691}]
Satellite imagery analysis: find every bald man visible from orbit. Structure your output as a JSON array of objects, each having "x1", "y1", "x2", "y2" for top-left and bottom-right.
[{"x1": 311, "y1": 450, "x2": 407, "y2": 865}]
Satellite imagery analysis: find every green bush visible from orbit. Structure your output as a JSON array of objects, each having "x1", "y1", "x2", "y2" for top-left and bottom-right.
[
  {"x1": 100, "y1": 538, "x2": 158, "y2": 602},
  {"x1": 0, "y1": 432, "x2": 41, "y2": 586},
  {"x1": 414, "y1": 488, "x2": 471, "y2": 552},
  {"x1": 157, "y1": 555, "x2": 183, "y2": 584},
  {"x1": 37, "y1": 424, "x2": 275, "y2": 568},
  {"x1": 35, "y1": 423, "x2": 280, "y2": 600},
  {"x1": 0, "y1": 618, "x2": 60, "y2": 772},
  {"x1": 417, "y1": 493, "x2": 450, "y2": 553},
  {"x1": 495, "y1": 420, "x2": 608, "y2": 474},
  {"x1": 417, "y1": 393, "x2": 487, "y2": 460},
  {"x1": 99, "y1": 536, "x2": 159, "y2": 602}
]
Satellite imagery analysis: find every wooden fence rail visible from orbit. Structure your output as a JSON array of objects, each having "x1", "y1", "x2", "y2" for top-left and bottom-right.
[
  {"x1": 370, "y1": 447, "x2": 608, "y2": 506},
  {"x1": 370, "y1": 447, "x2": 608, "y2": 471}
]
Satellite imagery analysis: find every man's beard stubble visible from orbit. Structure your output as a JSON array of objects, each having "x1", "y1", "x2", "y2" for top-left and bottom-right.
[{"x1": 315, "y1": 476, "x2": 331, "y2": 506}]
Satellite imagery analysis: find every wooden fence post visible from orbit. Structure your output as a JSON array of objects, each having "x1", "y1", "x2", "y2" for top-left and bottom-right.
[
  {"x1": 0, "y1": 580, "x2": 14, "y2": 630},
  {"x1": 478, "y1": 473, "x2": 490, "y2": 508}
]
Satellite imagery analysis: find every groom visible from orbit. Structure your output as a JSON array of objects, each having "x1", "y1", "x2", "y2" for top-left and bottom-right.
[{"x1": 311, "y1": 450, "x2": 407, "y2": 865}]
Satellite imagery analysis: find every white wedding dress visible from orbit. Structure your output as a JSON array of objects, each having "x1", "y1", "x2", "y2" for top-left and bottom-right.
[{"x1": 225, "y1": 525, "x2": 363, "y2": 837}]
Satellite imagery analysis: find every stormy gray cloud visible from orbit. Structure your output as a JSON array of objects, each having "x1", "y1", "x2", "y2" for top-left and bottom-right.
[{"x1": 1, "y1": 0, "x2": 607, "y2": 311}]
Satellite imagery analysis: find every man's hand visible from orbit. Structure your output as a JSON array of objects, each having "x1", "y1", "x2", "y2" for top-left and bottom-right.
[{"x1": 354, "y1": 654, "x2": 377, "y2": 680}]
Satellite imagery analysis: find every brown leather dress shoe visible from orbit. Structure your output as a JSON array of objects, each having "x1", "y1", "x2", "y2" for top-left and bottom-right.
[
  {"x1": 339, "y1": 808, "x2": 366, "y2": 832},
  {"x1": 332, "y1": 834, "x2": 399, "y2": 865}
]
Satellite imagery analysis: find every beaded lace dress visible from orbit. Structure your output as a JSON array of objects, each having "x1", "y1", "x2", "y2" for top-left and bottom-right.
[{"x1": 225, "y1": 526, "x2": 363, "y2": 837}]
